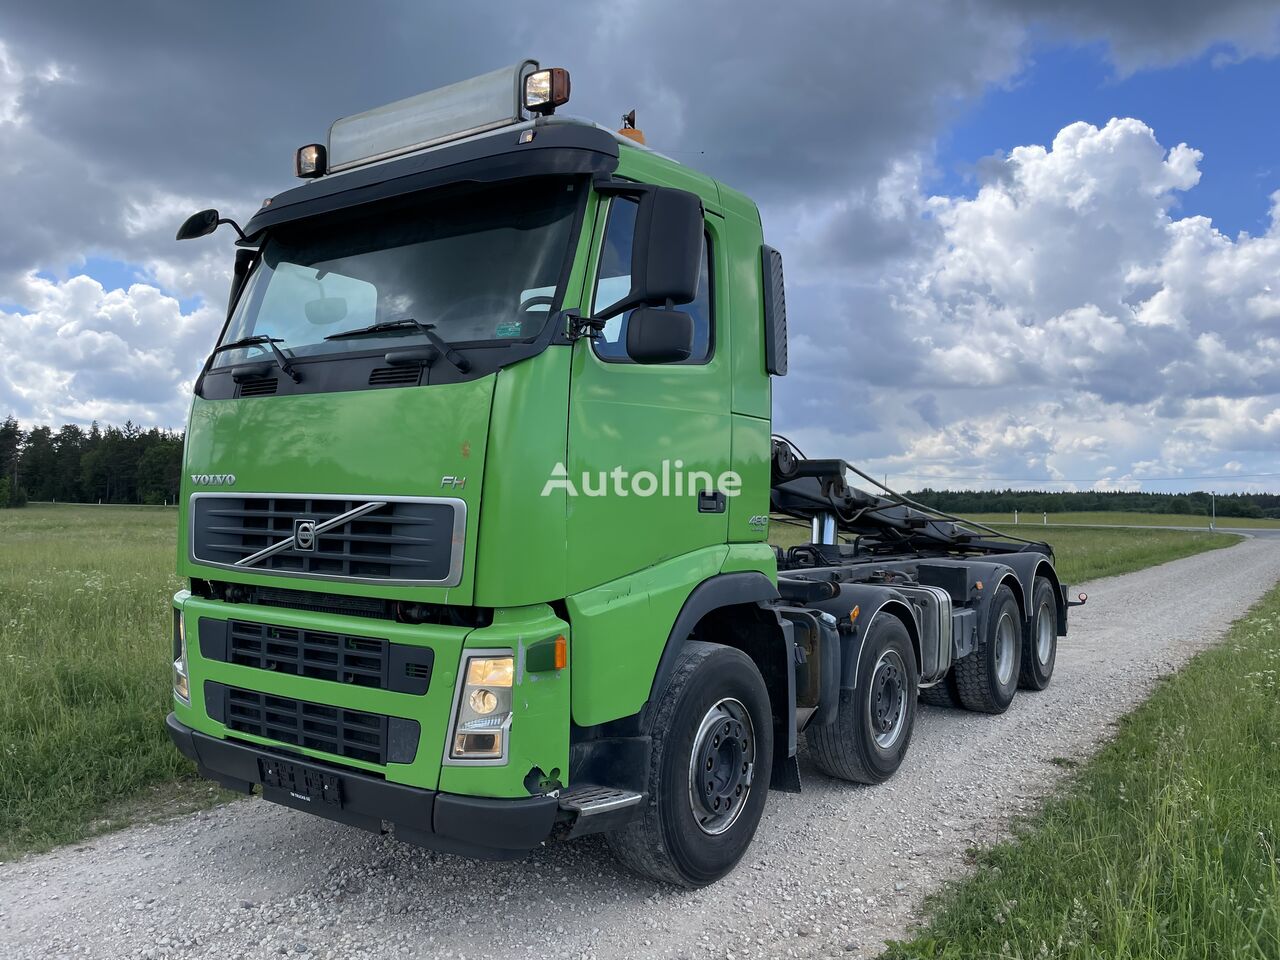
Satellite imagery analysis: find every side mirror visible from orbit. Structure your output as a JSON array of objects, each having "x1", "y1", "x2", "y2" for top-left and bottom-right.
[
  {"x1": 176, "y1": 209, "x2": 220, "y2": 241},
  {"x1": 595, "y1": 182, "x2": 703, "y2": 319},
  {"x1": 626, "y1": 307, "x2": 693, "y2": 364}
]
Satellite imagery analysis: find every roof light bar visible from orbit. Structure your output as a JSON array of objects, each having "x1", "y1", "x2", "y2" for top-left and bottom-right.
[{"x1": 314, "y1": 59, "x2": 568, "y2": 177}]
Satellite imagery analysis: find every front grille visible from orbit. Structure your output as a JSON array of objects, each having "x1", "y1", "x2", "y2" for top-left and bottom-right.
[
  {"x1": 229, "y1": 620, "x2": 387, "y2": 687},
  {"x1": 206, "y1": 682, "x2": 420, "y2": 765},
  {"x1": 228, "y1": 687, "x2": 386, "y2": 763},
  {"x1": 198, "y1": 618, "x2": 434, "y2": 695},
  {"x1": 190, "y1": 494, "x2": 462, "y2": 585}
]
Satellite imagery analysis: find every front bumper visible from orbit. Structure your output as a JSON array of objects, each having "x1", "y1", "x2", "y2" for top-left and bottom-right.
[{"x1": 166, "y1": 712, "x2": 559, "y2": 860}]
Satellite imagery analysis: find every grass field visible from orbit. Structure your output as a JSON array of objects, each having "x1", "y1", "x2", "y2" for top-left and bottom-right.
[
  {"x1": 0, "y1": 504, "x2": 227, "y2": 861},
  {"x1": 961, "y1": 510, "x2": 1280, "y2": 530},
  {"x1": 884, "y1": 581, "x2": 1280, "y2": 960},
  {"x1": 769, "y1": 517, "x2": 1240, "y2": 584}
]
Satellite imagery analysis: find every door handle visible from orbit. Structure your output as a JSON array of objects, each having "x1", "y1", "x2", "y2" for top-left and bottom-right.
[{"x1": 698, "y1": 490, "x2": 727, "y2": 514}]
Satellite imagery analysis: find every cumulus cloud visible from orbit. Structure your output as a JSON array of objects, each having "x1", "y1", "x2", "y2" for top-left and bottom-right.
[
  {"x1": 777, "y1": 117, "x2": 1280, "y2": 488},
  {"x1": 0, "y1": 273, "x2": 219, "y2": 425}
]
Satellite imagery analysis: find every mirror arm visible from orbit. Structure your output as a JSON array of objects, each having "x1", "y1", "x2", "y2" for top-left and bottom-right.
[
  {"x1": 565, "y1": 309, "x2": 608, "y2": 342},
  {"x1": 218, "y1": 218, "x2": 249, "y2": 242}
]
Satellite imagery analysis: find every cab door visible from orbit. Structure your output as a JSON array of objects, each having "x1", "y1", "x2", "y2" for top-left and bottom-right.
[{"x1": 564, "y1": 193, "x2": 732, "y2": 592}]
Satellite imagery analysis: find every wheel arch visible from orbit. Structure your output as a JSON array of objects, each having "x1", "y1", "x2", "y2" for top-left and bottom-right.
[
  {"x1": 644, "y1": 572, "x2": 797, "y2": 792},
  {"x1": 644, "y1": 572, "x2": 781, "y2": 709},
  {"x1": 865, "y1": 599, "x2": 923, "y2": 680},
  {"x1": 1033, "y1": 558, "x2": 1067, "y2": 635}
]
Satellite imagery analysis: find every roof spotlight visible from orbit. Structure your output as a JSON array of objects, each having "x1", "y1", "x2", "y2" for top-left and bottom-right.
[
  {"x1": 523, "y1": 67, "x2": 571, "y2": 115},
  {"x1": 294, "y1": 143, "x2": 327, "y2": 179}
]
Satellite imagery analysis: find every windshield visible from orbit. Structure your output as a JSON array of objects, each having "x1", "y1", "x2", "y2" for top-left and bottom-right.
[{"x1": 211, "y1": 177, "x2": 582, "y2": 369}]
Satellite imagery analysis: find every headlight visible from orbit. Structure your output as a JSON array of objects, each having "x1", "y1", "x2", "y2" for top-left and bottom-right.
[
  {"x1": 173, "y1": 610, "x2": 190, "y2": 704},
  {"x1": 449, "y1": 653, "x2": 513, "y2": 762}
]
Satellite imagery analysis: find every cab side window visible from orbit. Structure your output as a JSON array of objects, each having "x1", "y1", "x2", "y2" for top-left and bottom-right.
[{"x1": 592, "y1": 197, "x2": 713, "y2": 364}]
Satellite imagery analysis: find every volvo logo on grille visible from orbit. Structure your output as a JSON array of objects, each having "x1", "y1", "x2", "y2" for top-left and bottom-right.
[
  {"x1": 190, "y1": 473, "x2": 236, "y2": 486},
  {"x1": 294, "y1": 519, "x2": 317, "y2": 552}
]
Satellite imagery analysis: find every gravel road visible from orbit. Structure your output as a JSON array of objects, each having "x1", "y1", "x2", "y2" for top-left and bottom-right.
[{"x1": 3, "y1": 537, "x2": 1278, "y2": 960}]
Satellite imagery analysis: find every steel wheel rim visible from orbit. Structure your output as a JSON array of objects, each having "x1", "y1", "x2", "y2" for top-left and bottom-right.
[
  {"x1": 1036, "y1": 603, "x2": 1054, "y2": 664},
  {"x1": 995, "y1": 612, "x2": 1016, "y2": 686},
  {"x1": 867, "y1": 648, "x2": 908, "y2": 749},
  {"x1": 687, "y1": 697, "x2": 755, "y2": 836}
]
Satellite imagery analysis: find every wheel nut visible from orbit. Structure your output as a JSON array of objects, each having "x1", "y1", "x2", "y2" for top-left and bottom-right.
[{"x1": 706, "y1": 757, "x2": 713, "y2": 771}]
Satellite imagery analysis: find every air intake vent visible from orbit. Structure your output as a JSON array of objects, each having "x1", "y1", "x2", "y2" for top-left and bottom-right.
[
  {"x1": 236, "y1": 377, "x2": 278, "y2": 398},
  {"x1": 369, "y1": 366, "x2": 421, "y2": 386}
]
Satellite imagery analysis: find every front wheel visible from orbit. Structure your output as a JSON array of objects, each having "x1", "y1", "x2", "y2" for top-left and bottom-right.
[
  {"x1": 606, "y1": 641, "x2": 773, "y2": 887},
  {"x1": 806, "y1": 615, "x2": 918, "y2": 784}
]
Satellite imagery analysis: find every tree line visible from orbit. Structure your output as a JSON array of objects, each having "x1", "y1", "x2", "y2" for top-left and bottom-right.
[
  {"x1": 0, "y1": 416, "x2": 183, "y2": 508},
  {"x1": 907, "y1": 488, "x2": 1280, "y2": 520}
]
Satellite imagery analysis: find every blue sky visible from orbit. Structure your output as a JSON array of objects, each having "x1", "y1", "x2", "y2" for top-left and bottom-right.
[{"x1": 937, "y1": 38, "x2": 1279, "y2": 237}]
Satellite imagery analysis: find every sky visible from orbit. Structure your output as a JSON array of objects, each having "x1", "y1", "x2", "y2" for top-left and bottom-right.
[{"x1": 2, "y1": 0, "x2": 1280, "y2": 492}]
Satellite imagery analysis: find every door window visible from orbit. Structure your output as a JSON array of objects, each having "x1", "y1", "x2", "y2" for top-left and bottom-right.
[{"x1": 591, "y1": 197, "x2": 713, "y2": 364}]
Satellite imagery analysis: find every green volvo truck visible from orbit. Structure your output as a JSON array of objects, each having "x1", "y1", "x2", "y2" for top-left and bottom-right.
[{"x1": 166, "y1": 60, "x2": 1080, "y2": 887}]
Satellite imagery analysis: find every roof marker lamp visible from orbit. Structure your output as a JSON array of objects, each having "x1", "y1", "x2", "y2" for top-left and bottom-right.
[
  {"x1": 294, "y1": 143, "x2": 327, "y2": 179},
  {"x1": 449, "y1": 653, "x2": 514, "y2": 762},
  {"x1": 523, "y1": 67, "x2": 571, "y2": 115}
]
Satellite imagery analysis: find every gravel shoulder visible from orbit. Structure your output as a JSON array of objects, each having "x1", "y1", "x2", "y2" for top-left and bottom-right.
[{"x1": 3, "y1": 537, "x2": 1278, "y2": 960}]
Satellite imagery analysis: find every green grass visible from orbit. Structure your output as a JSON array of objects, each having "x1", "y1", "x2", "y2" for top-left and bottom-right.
[
  {"x1": 884, "y1": 582, "x2": 1280, "y2": 960},
  {"x1": 768, "y1": 518, "x2": 1240, "y2": 584},
  {"x1": 0, "y1": 504, "x2": 228, "y2": 860},
  {"x1": 962, "y1": 510, "x2": 1280, "y2": 530}
]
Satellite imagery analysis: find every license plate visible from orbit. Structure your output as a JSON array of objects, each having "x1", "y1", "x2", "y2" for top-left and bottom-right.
[{"x1": 258, "y1": 757, "x2": 343, "y2": 807}]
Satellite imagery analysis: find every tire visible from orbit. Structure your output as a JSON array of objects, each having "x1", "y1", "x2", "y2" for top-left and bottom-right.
[
  {"x1": 918, "y1": 672, "x2": 961, "y2": 708},
  {"x1": 606, "y1": 640, "x2": 773, "y2": 887},
  {"x1": 806, "y1": 616, "x2": 918, "y2": 784},
  {"x1": 1019, "y1": 577, "x2": 1058, "y2": 690},
  {"x1": 953, "y1": 584, "x2": 1021, "y2": 714}
]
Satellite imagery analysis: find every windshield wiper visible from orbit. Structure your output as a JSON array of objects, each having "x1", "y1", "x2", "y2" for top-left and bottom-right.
[
  {"x1": 210, "y1": 335, "x2": 301, "y2": 383},
  {"x1": 325, "y1": 318, "x2": 471, "y2": 373}
]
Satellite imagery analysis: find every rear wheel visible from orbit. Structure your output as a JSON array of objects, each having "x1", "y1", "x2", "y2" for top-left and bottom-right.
[
  {"x1": 918, "y1": 672, "x2": 961, "y2": 708},
  {"x1": 1019, "y1": 577, "x2": 1058, "y2": 690},
  {"x1": 806, "y1": 616, "x2": 918, "y2": 784},
  {"x1": 606, "y1": 641, "x2": 773, "y2": 887},
  {"x1": 953, "y1": 584, "x2": 1021, "y2": 714}
]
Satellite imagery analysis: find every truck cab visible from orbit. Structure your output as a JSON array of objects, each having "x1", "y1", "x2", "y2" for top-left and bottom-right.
[{"x1": 166, "y1": 60, "x2": 1073, "y2": 887}]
